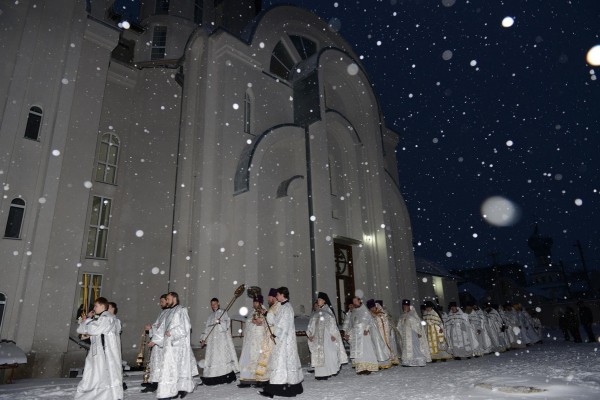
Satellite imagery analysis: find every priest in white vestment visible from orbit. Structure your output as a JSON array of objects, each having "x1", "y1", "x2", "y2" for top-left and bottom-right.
[
  {"x1": 501, "y1": 302, "x2": 525, "y2": 349},
  {"x1": 366, "y1": 299, "x2": 396, "y2": 368},
  {"x1": 343, "y1": 297, "x2": 379, "y2": 375},
  {"x1": 155, "y1": 292, "x2": 199, "y2": 399},
  {"x1": 465, "y1": 303, "x2": 491, "y2": 355},
  {"x1": 483, "y1": 303, "x2": 508, "y2": 352},
  {"x1": 307, "y1": 292, "x2": 348, "y2": 379},
  {"x1": 396, "y1": 299, "x2": 431, "y2": 367},
  {"x1": 143, "y1": 294, "x2": 169, "y2": 394},
  {"x1": 75, "y1": 297, "x2": 123, "y2": 400},
  {"x1": 199, "y1": 297, "x2": 240, "y2": 385},
  {"x1": 255, "y1": 288, "x2": 280, "y2": 381},
  {"x1": 514, "y1": 303, "x2": 541, "y2": 344},
  {"x1": 238, "y1": 295, "x2": 272, "y2": 387},
  {"x1": 422, "y1": 301, "x2": 452, "y2": 361},
  {"x1": 375, "y1": 300, "x2": 400, "y2": 362},
  {"x1": 443, "y1": 302, "x2": 479, "y2": 359},
  {"x1": 259, "y1": 287, "x2": 304, "y2": 398}
]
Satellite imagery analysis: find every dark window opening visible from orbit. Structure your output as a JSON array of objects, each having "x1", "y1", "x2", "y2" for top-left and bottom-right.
[
  {"x1": 244, "y1": 91, "x2": 252, "y2": 134},
  {"x1": 151, "y1": 26, "x2": 167, "y2": 60},
  {"x1": 155, "y1": 0, "x2": 170, "y2": 14},
  {"x1": 270, "y1": 41, "x2": 295, "y2": 80},
  {"x1": 290, "y1": 35, "x2": 317, "y2": 60},
  {"x1": 4, "y1": 198, "x2": 25, "y2": 239},
  {"x1": 0, "y1": 293, "x2": 5, "y2": 333},
  {"x1": 194, "y1": 0, "x2": 203, "y2": 24},
  {"x1": 24, "y1": 106, "x2": 42, "y2": 141}
]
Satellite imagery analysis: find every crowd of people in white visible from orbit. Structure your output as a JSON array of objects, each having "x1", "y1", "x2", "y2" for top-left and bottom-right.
[
  {"x1": 332, "y1": 296, "x2": 544, "y2": 378},
  {"x1": 73, "y1": 290, "x2": 547, "y2": 400}
]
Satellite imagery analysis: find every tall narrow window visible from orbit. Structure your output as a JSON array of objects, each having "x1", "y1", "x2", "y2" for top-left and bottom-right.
[
  {"x1": 0, "y1": 293, "x2": 6, "y2": 333},
  {"x1": 4, "y1": 198, "x2": 25, "y2": 239},
  {"x1": 24, "y1": 106, "x2": 43, "y2": 141},
  {"x1": 95, "y1": 133, "x2": 120, "y2": 184},
  {"x1": 86, "y1": 196, "x2": 112, "y2": 258},
  {"x1": 151, "y1": 26, "x2": 167, "y2": 60},
  {"x1": 76, "y1": 274, "x2": 102, "y2": 318},
  {"x1": 155, "y1": 0, "x2": 170, "y2": 14},
  {"x1": 243, "y1": 90, "x2": 252, "y2": 134}
]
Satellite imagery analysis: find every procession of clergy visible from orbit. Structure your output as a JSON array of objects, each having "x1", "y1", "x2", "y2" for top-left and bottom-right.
[{"x1": 74, "y1": 288, "x2": 543, "y2": 400}]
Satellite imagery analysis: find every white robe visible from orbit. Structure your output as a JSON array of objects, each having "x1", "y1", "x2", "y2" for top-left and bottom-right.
[
  {"x1": 484, "y1": 308, "x2": 508, "y2": 352},
  {"x1": 268, "y1": 301, "x2": 304, "y2": 385},
  {"x1": 467, "y1": 309, "x2": 492, "y2": 355},
  {"x1": 75, "y1": 311, "x2": 123, "y2": 400},
  {"x1": 156, "y1": 305, "x2": 199, "y2": 398},
  {"x1": 254, "y1": 302, "x2": 280, "y2": 380},
  {"x1": 501, "y1": 308, "x2": 525, "y2": 348},
  {"x1": 369, "y1": 310, "x2": 395, "y2": 368},
  {"x1": 396, "y1": 307, "x2": 431, "y2": 366},
  {"x1": 346, "y1": 304, "x2": 379, "y2": 373},
  {"x1": 307, "y1": 305, "x2": 348, "y2": 377},
  {"x1": 518, "y1": 309, "x2": 540, "y2": 344},
  {"x1": 148, "y1": 308, "x2": 170, "y2": 383},
  {"x1": 444, "y1": 308, "x2": 479, "y2": 358},
  {"x1": 239, "y1": 306, "x2": 271, "y2": 382},
  {"x1": 199, "y1": 309, "x2": 240, "y2": 378},
  {"x1": 422, "y1": 309, "x2": 452, "y2": 360}
]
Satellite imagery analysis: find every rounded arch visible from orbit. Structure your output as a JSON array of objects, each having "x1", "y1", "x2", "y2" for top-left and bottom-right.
[
  {"x1": 234, "y1": 123, "x2": 303, "y2": 195},
  {"x1": 325, "y1": 110, "x2": 363, "y2": 146}
]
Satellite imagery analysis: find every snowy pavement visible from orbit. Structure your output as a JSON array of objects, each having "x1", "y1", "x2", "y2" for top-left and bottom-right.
[{"x1": 0, "y1": 338, "x2": 598, "y2": 399}]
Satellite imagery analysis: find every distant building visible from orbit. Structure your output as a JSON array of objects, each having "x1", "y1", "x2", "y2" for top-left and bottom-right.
[
  {"x1": 415, "y1": 257, "x2": 460, "y2": 310},
  {"x1": 0, "y1": 0, "x2": 418, "y2": 378},
  {"x1": 450, "y1": 262, "x2": 528, "y2": 306},
  {"x1": 527, "y1": 224, "x2": 569, "y2": 301}
]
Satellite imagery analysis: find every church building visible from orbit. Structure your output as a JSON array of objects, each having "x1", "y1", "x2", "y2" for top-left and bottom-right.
[{"x1": 0, "y1": 0, "x2": 418, "y2": 377}]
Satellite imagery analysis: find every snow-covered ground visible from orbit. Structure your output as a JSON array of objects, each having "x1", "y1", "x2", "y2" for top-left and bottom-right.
[{"x1": 1, "y1": 336, "x2": 598, "y2": 399}]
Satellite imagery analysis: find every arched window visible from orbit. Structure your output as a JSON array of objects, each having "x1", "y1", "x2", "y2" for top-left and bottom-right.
[
  {"x1": 95, "y1": 133, "x2": 120, "y2": 184},
  {"x1": 270, "y1": 35, "x2": 317, "y2": 80},
  {"x1": 4, "y1": 198, "x2": 25, "y2": 239},
  {"x1": 24, "y1": 106, "x2": 43, "y2": 141},
  {"x1": 0, "y1": 293, "x2": 5, "y2": 333}
]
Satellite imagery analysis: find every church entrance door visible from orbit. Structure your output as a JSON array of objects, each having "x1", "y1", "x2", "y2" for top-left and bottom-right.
[{"x1": 334, "y1": 242, "x2": 355, "y2": 324}]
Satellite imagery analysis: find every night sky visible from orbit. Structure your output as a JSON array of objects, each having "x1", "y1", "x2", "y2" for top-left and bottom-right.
[{"x1": 264, "y1": 0, "x2": 600, "y2": 274}]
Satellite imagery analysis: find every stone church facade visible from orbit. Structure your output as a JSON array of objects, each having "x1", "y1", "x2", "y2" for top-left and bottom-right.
[{"x1": 0, "y1": 0, "x2": 418, "y2": 377}]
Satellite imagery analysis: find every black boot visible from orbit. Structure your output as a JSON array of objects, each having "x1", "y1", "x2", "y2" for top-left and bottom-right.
[{"x1": 141, "y1": 382, "x2": 158, "y2": 393}]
